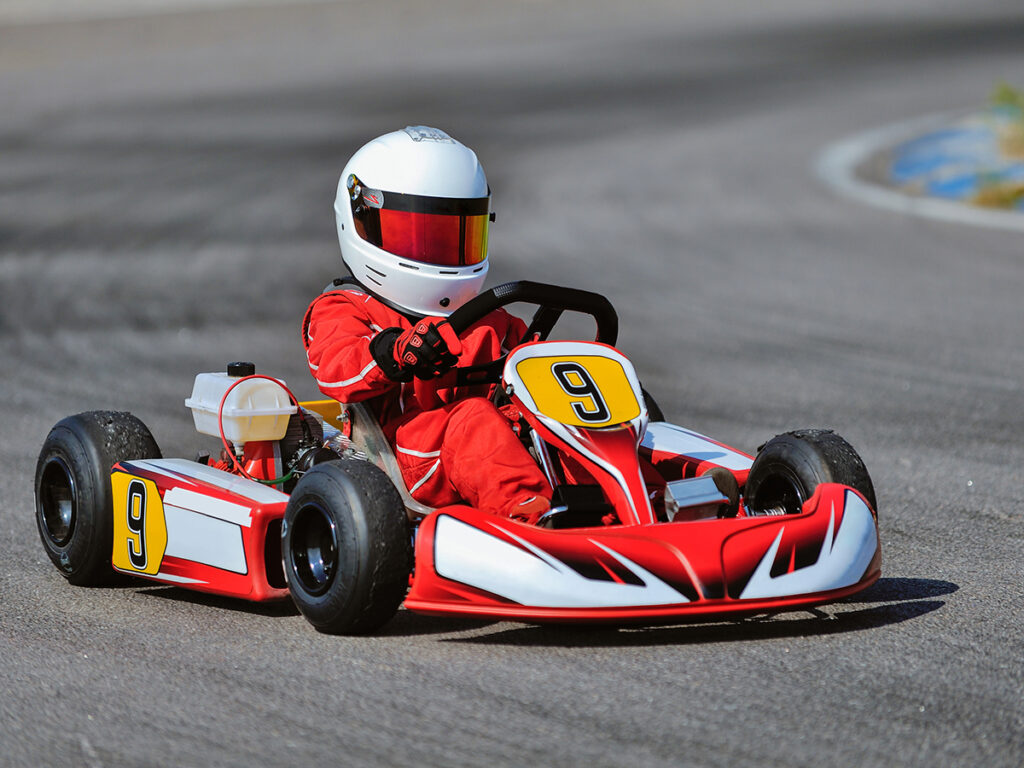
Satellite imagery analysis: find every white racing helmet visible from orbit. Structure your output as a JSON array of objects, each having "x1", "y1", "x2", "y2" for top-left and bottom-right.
[{"x1": 335, "y1": 126, "x2": 491, "y2": 317}]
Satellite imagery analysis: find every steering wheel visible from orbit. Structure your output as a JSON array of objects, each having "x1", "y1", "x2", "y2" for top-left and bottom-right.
[{"x1": 444, "y1": 280, "x2": 619, "y2": 387}]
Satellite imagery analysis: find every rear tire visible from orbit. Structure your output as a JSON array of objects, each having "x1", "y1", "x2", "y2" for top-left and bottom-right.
[
  {"x1": 744, "y1": 429, "x2": 876, "y2": 516},
  {"x1": 642, "y1": 388, "x2": 665, "y2": 422},
  {"x1": 282, "y1": 460, "x2": 412, "y2": 635},
  {"x1": 35, "y1": 411, "x2": 161, "y2": 585}
]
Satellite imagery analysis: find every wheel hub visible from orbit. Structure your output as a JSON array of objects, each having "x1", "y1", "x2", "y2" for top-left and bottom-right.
[
  {"x1": 289, "y1": 502, "x2": 338, "y2": 596},
  {"x1": 749, "y1": 466, "x2": 805, "y2": 516},
  {"x1": 38, "y1": 456, "x2": 77, "y2": 547}
]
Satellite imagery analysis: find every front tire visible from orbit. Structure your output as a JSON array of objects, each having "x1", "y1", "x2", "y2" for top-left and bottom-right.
[
  {"x1": 744, "y1": 429, "x2": 876, "y2": 516},
  {"x1": 282, "y1": 460, "x2": 412, "y2": 635},
  {"x1": 35, "y1": 411, "x2": 161, "y2": 585}
]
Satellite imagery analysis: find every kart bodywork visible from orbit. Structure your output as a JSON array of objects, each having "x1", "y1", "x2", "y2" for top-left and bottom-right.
[
  {"x1": 406, "y1": 487, "x2": 878, "y2": 623},
  {"x1": 35, "y1": 281, "x2": 880, "y2": 632}
]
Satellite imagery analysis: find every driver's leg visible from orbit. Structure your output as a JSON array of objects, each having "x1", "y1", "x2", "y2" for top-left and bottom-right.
[{"x1": 393, "y1": 397, "x2": 551, "y2": 518}]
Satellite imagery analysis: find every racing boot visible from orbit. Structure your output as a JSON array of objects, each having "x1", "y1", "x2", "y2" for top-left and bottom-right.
[{"x1": 510, "y1": 495, "x2": 550, "y2": 525}]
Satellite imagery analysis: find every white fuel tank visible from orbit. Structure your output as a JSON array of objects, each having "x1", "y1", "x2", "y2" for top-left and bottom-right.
[{"x1": 185, "y1": 364, "x2": 296, "y2": 445}]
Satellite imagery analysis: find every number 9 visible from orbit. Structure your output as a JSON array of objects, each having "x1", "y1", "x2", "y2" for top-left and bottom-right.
[{"x1": 551, "y1": 362, "x2": 611, "y2": 423}]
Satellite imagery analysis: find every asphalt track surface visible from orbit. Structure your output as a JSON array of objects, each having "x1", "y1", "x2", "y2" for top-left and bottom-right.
[{"x1": 1, "y1": 1, "x2": 1022, "y2": 766}]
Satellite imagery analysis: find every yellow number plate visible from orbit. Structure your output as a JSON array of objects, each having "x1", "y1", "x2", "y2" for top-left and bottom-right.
[
  {"x1": 111, "y1": 472, "x2": 168, "y2": 575},
  {"x1": 514, "y1": 355, "x2": 641, "y2": 428}
]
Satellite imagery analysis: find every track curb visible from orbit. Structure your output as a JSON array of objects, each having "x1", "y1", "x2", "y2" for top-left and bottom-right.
[{"x1": 815, "y1": 111, "x2": 1024, "y2": 233}]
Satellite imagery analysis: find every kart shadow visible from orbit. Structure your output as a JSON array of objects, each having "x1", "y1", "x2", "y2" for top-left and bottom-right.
[
  {"x1": 380, "y1": 610, "x2": 500, "y2": 637},
  {"x1": 136, "y1": 585, "x2": 301, "y2": 618},
  {"x1": 839, "y1": 576, "x2": 958, "y2": 603},
  {"x1": 121, "y1": 577, "x2": 956, "y2": 639},
  {"x1": 441, "y1": 578, "x2": 957, "y2": 648}
]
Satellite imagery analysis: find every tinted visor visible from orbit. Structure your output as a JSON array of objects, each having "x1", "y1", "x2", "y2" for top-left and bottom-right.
[{"x1": 349, "y1": 177, "x2": 490, "y2": 267}]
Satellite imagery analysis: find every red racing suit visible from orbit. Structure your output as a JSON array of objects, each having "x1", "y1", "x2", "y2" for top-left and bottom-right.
[{"x1": 302, "y1": 286, "x2": 551, "y2": 517}]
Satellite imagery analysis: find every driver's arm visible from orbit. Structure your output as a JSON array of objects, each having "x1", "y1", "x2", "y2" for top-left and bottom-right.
[{"x1": 302, "y1": 291, "x2": 401, "y2": 403}]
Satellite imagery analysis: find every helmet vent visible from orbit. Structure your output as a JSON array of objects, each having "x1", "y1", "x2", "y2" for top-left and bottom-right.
[
  {"x1": 404, "y1": 126, "x2": 454, "y2": 143},
  {"x1": 366, "y1": 265, "x2": 387, "y2": 278},
  {"x1": 438, "y1": 270, "x2": 459, "y2": 275},
  {"x1": 397, "y1": 262, "x2": 421, "y2": 271},
  {"x1": 473, "y1": 266, "x2": 485, "y2": 273}
]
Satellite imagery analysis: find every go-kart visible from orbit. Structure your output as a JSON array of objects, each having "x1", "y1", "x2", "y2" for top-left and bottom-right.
[{"x1": 34, "y1": 281, "x2": 881, "y2": 634}]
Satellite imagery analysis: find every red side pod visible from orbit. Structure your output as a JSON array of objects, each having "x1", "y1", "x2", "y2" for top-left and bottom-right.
[
  {"x1": 158, "y1": 502, "x2": 286, "y2": 602},
  {"x1": 111, "y1": 459, "x2": 290, "y2": 602},
  {"x1": 404, "y1": 485, "x2": 880, "y2": 623}
]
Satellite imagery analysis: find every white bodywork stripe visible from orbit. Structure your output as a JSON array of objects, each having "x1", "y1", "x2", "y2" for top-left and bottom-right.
[
  {"x1": 127, "y1": 459, "x2": 288, "y2": 504},
  {"x1": 163, "y1": 504, "x2": 247, "y2": 575},
  {"x1": 111, "y1": 565, "x2": 205, "y2": 585},
  {"x1": 149, "y1": 572, "x2": 205, "y2": 585},
  {"x1": 739, "y1": 490, "x2": 877, "y2": 599},
  {"x1": 163, "y1": 486, "x2": 253, "y2": 527},
  {"x1": 433, "y1": 516, "x2": 688, "y2": 608},
  {"x1": 640, "y1": 423, "x2": 754, "y2": 471}
]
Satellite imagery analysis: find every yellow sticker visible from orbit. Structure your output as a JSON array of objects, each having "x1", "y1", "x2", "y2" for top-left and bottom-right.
[
  {"x1": 515, "y1": 355, "x2": 641, "y2": 428},
  {"x1": 111, "y1": 472, "x2": 168, "y2": 575},
  {"x1": 299, "y1": 399, "x2": 347, "y2": 430}
]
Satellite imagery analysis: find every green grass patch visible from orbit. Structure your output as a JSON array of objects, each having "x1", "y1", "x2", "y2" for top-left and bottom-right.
[
  {"x1": 991, "y1": 82, "x2": 1024, "y2": 116},
  {"x1": 973, "y1": 181, "x2": 1024, "y2": 209},
  {"x1": 990, "y1": 81, "x2": 1024, "y2": 159},
  {"x1": 973, "y1": 83, "x2": 1024, "y2": 208}
]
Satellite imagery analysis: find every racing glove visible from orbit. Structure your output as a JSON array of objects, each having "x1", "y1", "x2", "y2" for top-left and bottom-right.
[{"x1": 370, "y1": 318, "x2": 463, "y2": 381}]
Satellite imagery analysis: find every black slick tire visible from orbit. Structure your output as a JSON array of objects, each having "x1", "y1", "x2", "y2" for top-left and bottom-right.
[
  {"x1": 282, "y1": 460, "x2": 412, "y2": 635},
  {"x1": 744, "y1": 429, "x2": 876, "y2": 516},
  {"x1": 642, "y1": 388, "x2": 665, "y2": 422},
  {"x1": 34, "y1": 411, "x2": 161, "y2": 585}
]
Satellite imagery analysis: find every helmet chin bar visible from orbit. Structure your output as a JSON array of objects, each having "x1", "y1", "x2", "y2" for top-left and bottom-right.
[
  {"x1": 339, "y1": 249, "x2": 488, "y2": 319},
  {"x1": 336, "y1": 268, "x2": 429, "y2": 322}
]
